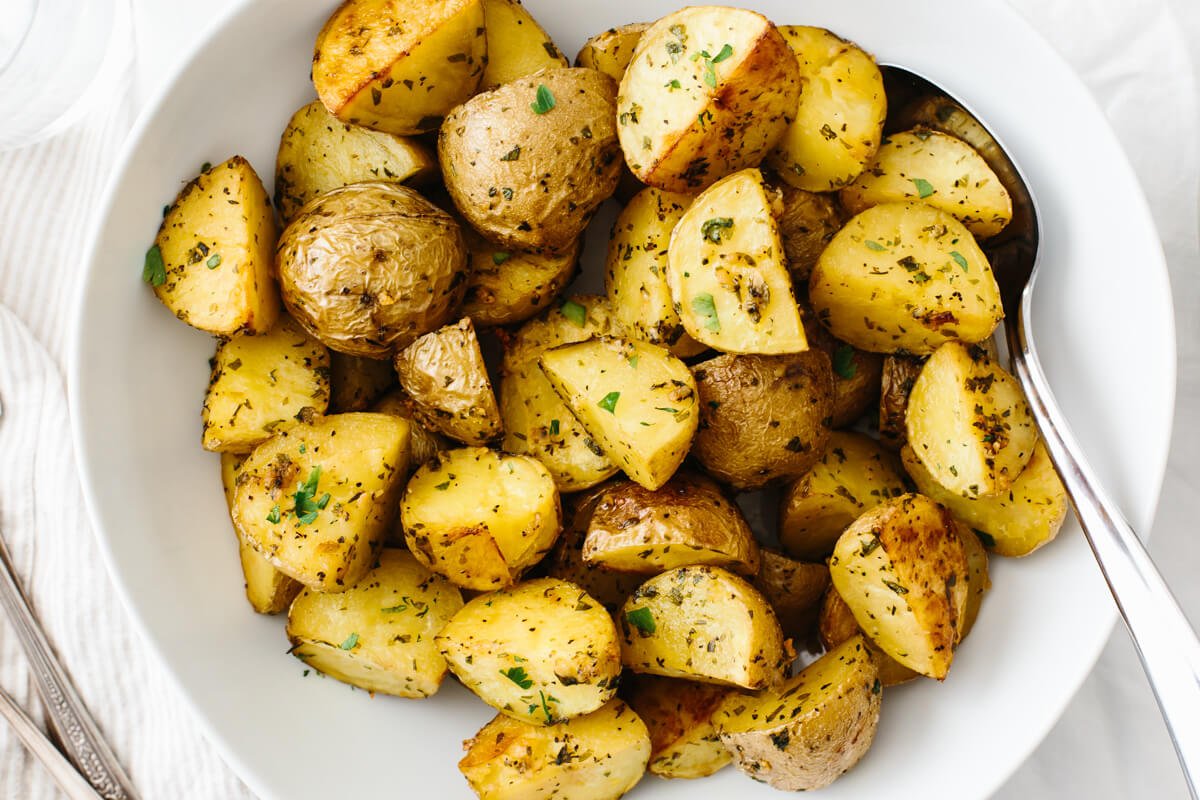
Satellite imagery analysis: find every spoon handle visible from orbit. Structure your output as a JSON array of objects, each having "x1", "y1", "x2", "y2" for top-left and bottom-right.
[
  {"x1": 1010, "y1": 302, "x2": 1200, "y2": 798},
  {"x1": 0, "y1": 683, "x2": 105, "y2": 800}
]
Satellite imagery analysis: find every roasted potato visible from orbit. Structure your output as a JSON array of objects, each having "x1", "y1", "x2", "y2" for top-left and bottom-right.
[
  {"x1": 801, "y1": 314, "x2": 883, "y2": 428},
  {"x1": 373, "y1": 390, "x2": 447, "y2": 469},
  {"x1": 438, "y1": 578, "x2": 621, "y2": 724},
  {"x1": 395, "y1": 317, "x2": 502, "y2": 445},
  {"x1": 752, "y1": 550, "x2": 830, "y2": 642},
  {"x1": 667, "y1": 169, "x2": 806, "y2": 354},
  {"x1": 312, "y1": 0, "x2": 486, "y2": 135},
  {"x1": 817, "y1": 588, "x2": 918, "y2": 686},
  {"x1": 902, "y1": 440, "x2": 1067, "y2": 557},
  {"x1": 605, "y1": 187, "x2": 706, "y2": 358},
  {"x1": 619, "y1": 566, "x2": 788, "y2": 689},
  {"x1": 460, "y1": 700, "x2": 650, "y2": 800},
  {"x1": 841, "y1": 129, "x2": 1013, "y2": 238},
  {"x1": 575, "y1": 23, "x2": 648, "y2": 81},
  {"x1": 544, "y1": 482, "x2": 645, "y2": 609},
  {"x1": 273, "y1": 100, "x2": 436, "y2": 223},
  {"x1": 233, "y1": 412, "x2": 410, "y2": 592},
  {"x1": 767, "y1": 26, "x2": 886, "y2": 192},
  {"x1": 149, "y1": 156, "x2": 278, "y2": 335},
  {"x1": 276, "y1": 182, "x2": 469, "y2": 358},
  {"x1": 201, "y1": 316, "x2": 331, "y2": 453},
  {"x1": 828, "y1": 494, "x2": 969, "y2": 679},
  {"x1": 906, "y1": 341, "x2": 1036, "y2": 497},
  {"x1": 957, "y1": 520, "x2": 991, "y2": 639},
  {"x1": 539, "y1": 337, "x2": 699, "y2": 491},
  {"x1": 715, "y1": 635, "x2": 881, "y2": 790},
  {"x1": 286, "y1": 549, "x2": 463, "y2": 696},
  {"x1": 328, "y1": 351, "x2": 397, "y2": 413},
  {"x1": 774, "y1": 180, "x2": 843, "y2": 283},
  {"x1": 461, "y1": 228, "x2": 579, "y2": 327},
  {"x1": 809, "y1": 201, "x2": 1003, "y2": 353},
  {"x1": 499, "y1": 296, "x2": 624, "y2": 492},
  {"x1": 691, "y1": 350, "x2": 833, "y2": 491},
  {"x1": 584, "y1": 471, "x2": 760, "y2": 575},
  {"x1": 479, "y1": 0, "x2": 568, "y2": 89},
  {"x1": 401, "y1": 447, "x2": 561, "y2": 590},
  {"x1": 616, "y1": 7, "x2": 799, "y2": 192},
  {"x1": 440, "y1": 68, "x2": 621, "y2": 253},
  {"x1": 878, "y1": 353, "x2": 926, "y2": 450},
  {"x1": 623, "y1": 675, "x2": 731, "y2": 779},
  {"x1": 778, "y1": 431, "x2": 908, "y2": 560}
]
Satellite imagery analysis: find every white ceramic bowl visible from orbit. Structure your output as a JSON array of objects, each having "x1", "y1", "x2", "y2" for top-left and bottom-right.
[{"x1": 69, "y1": 1, "x2": 1175, "y2": 798}]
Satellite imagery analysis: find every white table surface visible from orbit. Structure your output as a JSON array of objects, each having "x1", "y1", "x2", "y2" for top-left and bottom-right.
[{"x1": 0, "y1": 0, "x2": 1197, "y2": 797}]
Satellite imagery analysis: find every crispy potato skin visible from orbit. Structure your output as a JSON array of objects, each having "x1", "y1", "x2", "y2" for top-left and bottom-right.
[
  {"x1": 878, "y1": 353, "x2": 926, "y2": 450},
  {"x1": 584, "y1": 471, "x2": 760, "y2": 575},
  {"x1": 220, "y1": 453, "x2": 302, "y2": 614},
  {"x1": 479, "y1": 0, "x2": 568, "y2": 89},
  {"x1": 462, "y1": 228, "x2": 579, "y2": 327},
  {"x1": 817, "y1": 588, "x2": 918, "y2": 687},
  {"x1": 276, "y1": 182, "x2": 469, "y2": 358},
  {"x1": 372, "y1": 390, "x2": 446, "y2": 469},
  {"x1": 440, "y1": 68, "x2": 622, "y2": 253},
  {"x1": 544, "y1": 481, "x2": 644, "y2": 609},
  {"x1": 802, "y1": 314, "x2": 883, "y2": 428},
  {"x1": 692, "y1": 350, "x2": 833, "y2": 491},
  {"x1": 773, "y1": 180, "x2": 844, "y2": 282},
  {"x1": 623, "y1": 675, "x2": 731, "y2": 779},
  {"x1": 752, "y1": 550, "x2": 830, "y2": 643},
  {"x1": 575, "y1": 23, "x2": 649, "y2": 81}
]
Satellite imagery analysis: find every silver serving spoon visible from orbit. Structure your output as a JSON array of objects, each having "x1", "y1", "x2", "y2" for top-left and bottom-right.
[{"x1": 880, "y1": 65, "x2": 1200, "y2": 796}]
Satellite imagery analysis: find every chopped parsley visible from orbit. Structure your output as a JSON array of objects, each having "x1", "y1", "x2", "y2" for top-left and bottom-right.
[
  {"x1": 864, "y1": 240, "x2": 887, "y2": 252},
  {"x1": 627, "y1": 355, "x2": 639, "y2": 369},
  {"x1": 560, "y1": 299, "x2": 587, "y2": 327},
  {"x1": 597, "y1": 392, "x2": 620, "y2": 414},
  {"x1": 492, "y1": 251, "x2": 511, "y2": 265},
  {"x1": 292, "y1": 466, "x2": 325, "y2": 525},
  {"x1": 693, "y1": 43, "x2": 733, "y2": 88},
  {"x1": 500, "y1": 145, "x2": 521, "y2": 162},
  {"x1": 832, "y1": 345, "x2": 857, "y2": 379},
  {"x1": 950, "y1": 250, "x2": 969, "y2": 271},
  {"x1": 666, "y1": 79, "x2": 682, "y2": 89},
  {"x1": 265, "y1": 505, "x2": 281, "y2": 524},
  {"x1": 625, "y1": 607, "x2": 656, "y2": 636},
  {"x1": 142, "y1": 245, "x2": 166, "y2": 286},
  {"x1": 910, "y1": 177, "x2": 935, "y2": 198},
  {"x1": 500, "y1": 666, "x2": 534, "y2": 689},
  {"x1": 548, "y1": 419, "x2": 560, "y2": 436},
  {"x1": 206, "y1": 253, "x2": 221, "y2": 269},
  {"x1": 700, "y1": 216, "x2": 734, "y2": 243},
  {"x1": 434, "y1": 481, "x2": 451, "y2": 491},
  {"x1": 883, "y1": 579, "x2": 909, "y2": 595},
  {"x1": 339, "y1": 633, "x2": 359, "y2": 651},
  {"x1": 690, "y1": 293, "x2": 720, "y2": 332},
  {"x1": 531, "y1": 84, "x2": 556, "y2": 114}
]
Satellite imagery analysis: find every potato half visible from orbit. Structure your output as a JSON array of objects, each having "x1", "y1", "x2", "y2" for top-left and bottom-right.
[
  {"x1": 372, "y1": 390, "x2": 446, "y2": 470},
  {"x1": 801, "y1": 313, "x2": 883, "y2": 428},
  {"x1": 774, "y1": 180, "x2": 843, "y2": 283},
  {"x1": 220, "y1": 453, "x2": 301, "y2": 615},
  {"x1": 544, "y1": 482, "x2": 644, "y2": 610},
  {"x1": 624, "y1": 675, "x2": 731, "y2": 779},
  {"x1": 752, "y1": 550, "x2": 830, "y2": 643},
  {"x1": 818, "y1": 588, "x2": 918, "y2": 687},
  {"x1": 878, "y1": 353, "x2": 926, "y2": 450},
  {"x1": 461, "y1": 228, "x2": 579, "y2": 327},
  {"x1": 479, "y1": 0, "x2": 568, "y2": 89},
  {"x1": 575, "y1": 23, "x2": 649, "y2": 81}
]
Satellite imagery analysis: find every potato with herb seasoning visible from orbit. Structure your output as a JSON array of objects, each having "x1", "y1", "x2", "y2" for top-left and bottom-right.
[
  {"x1": 312, "y1": 0, "x2": 486, "y2": 136},
  {"x1": 802, "y1": 314, "x2": 883, "y2": 428},
  {"x1": 619, "y1": 566, "x2": 788, "y2": 690},
  {"x1": 232, "y1": 412, "x2": 410, "y2": 592},
  {"x1": 459, "y1": 699, "x2": 651, "y2": 800},
  {"x1": 438, "y1": 578, "x2": 621, "y2": 725},
  {"x1": 202, "y1": 316, "x2": 330, "y2": 453},
  {"x1": 752, "y1": 549, "x2": 830, "y2": 642},
  {"x1": 818, "y1": 588, "x2": 918, "y2": 686},
  {"x1": 372, "y1": 390, "x2": 446, "y2": 470},
  {"x1": 691, "y1": 350, "x2": 833, "y2": 491},
  {"x1": 401, "y1": 447, "x2": 561, "y2": 590},
  {"x1": 286, "y1": 550, "x2": 463, "y2": 697},
  {"x1": 327, "y1": 351, "x2": 397, "y2": 413},
  {"x1": 148, "y1": 156, "x2": 279, "y2": 336},
  {"x1": 545, "y1": 482, "x2": 645, "y2": 610},
  {"x1": 461, "y1": 227, "x2": 579, "y2": 327},
  {"x1": 774, "y1": 180, "x2": 844, "y2": 283},
  {"x1": 878, "y1": 353, "x2": 926, "y2": 450},
  {"x1": 575, "y1": 23, "x2": 648, "y2": 81},
  {"x1": 584, "y1": 471, "x2": 759, "y2": 575},
  {"x1": 623, "y1": 675, "x2": 731, "y2": 779},
  {"x1": 479, "y1": 0, "x2": 568, "y2": 89}
]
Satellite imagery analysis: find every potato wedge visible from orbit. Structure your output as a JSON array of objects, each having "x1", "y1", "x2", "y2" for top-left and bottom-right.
[
  {"x1": 802, "y1": 314, "x2": 883, "y2": 428},
  {"x1": 616, "y1": 7, "x2": 799, "y2": 192},
  {"x1": 715, "y1": 635, "x2": 881, "y2": 791},
  {"x1": 605, "y1": 187, "x2": 706, "y2": 358},
  {"x1": 149, "y1": 156, "x2": 279, "y2": 335},
  {"x1": 373, "y1": 390, "x2": 446, "y2": 469},
  {"x1": 619, "y1": 566, "x2": 788, "y2": 689},
  {"x1": 778, "y1": 431, "x2": 908, "y2": 561},
  {"x1": 479, "y1": 0, "x2": 568, "y2": 89},
  {"x1": 328, "y1": 351, "x2": 397, "y2": 413},
  {"x1": 286, "y1": 550, "x2": 463, "y2": 696},
  {"x1": 878, "y1": 353, "x2": 926, "y2": 450},
  {"x1": 539, "y1": 337, "x2": 699, "y2": 491},
  {"x1": 774, "y1": 180, "x2": 843, "y2": 283},
  {"x1": 401, "y1": 447, "x2": 561, "y2": 590},
  {"x1": 901, "y1": 440, "x2": 1067, "y2": 557},
  {"x1": 201, "y1": 316, "x2": 331, "y2": 453},
  {"x1": 545, "y1": 483, "x2": 644, "y2": 610},
  {"x1": 809, "y1": 201, "x2": 1003, "y2": 353},
  {"x1": 841, "y1": 129, "x2": 1013, "y2": 238},
  {"x1": 691, "y1": 350, "x2": 833, "y2": 491},
  {"x1": 584, "y1": 471, "x2": 759, "y2": 575},
  {"x1": 574, "y1": 23, "x2": 648, "y2": 81},
  {"x1": 460, "y1": 700, "x2": 650, "y2": 800},
  {"x1": 462, "y1": 229, "x2": 579, "y2": 327},
  {"x1": 956, "y1": 520, "x2": 991, "y2": 639},
  {"x1": 233, "y1": 412, "x2": 410, "y2": 592},
  {"x1": 752, "y1": 550, "x2": 829, "y2": 642},
  {"x1": 312, "y1": 0, "x2": 486, "y2": 135},
  {"x1": 274, "y1": 100, "x2": 437, "y2": 223},
  {"x1": 438, "y1": 578, "x2": 620, "y2": 724},
  {"x1": 395, "y1": 318, "x2": 502, "y2": 446},
  {"x1": 667, "y1": 169, "x2": 806, "y2": 354},
  {"x1": 624, "y1": 675, "x2": 731, "y2": 779},
  {"x1": 767, "y1": 26, "x2": 886, "y2": 192},
  {"x1": 828, "y1": 494, "x2": 969, "y2": 679},
  {"x1": 817, "y1": 588, "x2": 918, "y2": 686}
]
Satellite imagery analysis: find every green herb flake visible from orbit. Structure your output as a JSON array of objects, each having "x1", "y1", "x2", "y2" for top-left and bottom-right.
[
  {"x1": 492, "y1": 251, "x2": 511, "y2": 265},
  {"x1": 531, "y1": 84, "x2": 556, "y2": 114},
  {"x1": 549, "y1": 419, "x2": 560, "y2": 436},
  {"x1": 911, "y1": 178, "x2": 935, "y2": 198},
  {"x1": 292, "y1": 466, "x2": 324, "y2": 525},
  {"x1": 265, "y1": 505, "x2": 281, "y2": 524},
  {"x1": 200, "y1": 161, "x2": 212, "y2": 173},
  {"x1": 950, "y1": 250, "x2": 969, "y2": 271},
  {"x1": 883, "y1": 579, "x2": 909, "y2": 595},
  {"x1": 654, "y1": 407, "x2": 679, "y2": 414},
  {"x1": 206, "y1": 253, "x2": 222, "y2": 269},
  {"x1": 872, "y1": 678, "x2": 882, "y2": 695},
  {"x1": 864, "y1": 240, "x2": 886, "y2": 252},
  {"x1": 691, "y1": 293, "x2": 720, "y2": 332},
  {"x1": 381, "y1": 603, "x2": 408, "y2": 613},
  {"x1": 625, "y1": 607, "x2": 656, "y2": 636},
  {"x1": 435, "y1": 481, "x2": 451, "y2": 491},
  {"x1": 500, "y1": 666, "x2": 534, "y2": 690},
  {"x1": 500, "y1": 145, "x2": 521, "y2": 162},
  {"x1": 666, "y1": 79, "x2": 682, "y2": 89},
  {"x1": 142, "y1": 245, "x2": 166, "y2": 286},
  {"x1": 711, "y1": 43, "x2": 734, "y2": 63},
  {"x1": 597, "y1": 391, "x2": 620, "y2": 414},
  {"x1": 339, "y1": 633, "x2": 359, "y2": 651},
  {"x1": 560, "y1": 299, "x2": 587, "y2": 327},
  {"x1": 700, "y1": 216, "x2": 734, "y2": 243},
  {"x1": 628, "y1": 355, "x2": 639, "y2": 369},
  {"x1": 973, "y1": 528, "x2": 997, "y2": 549},
  {"x1": 832, "y1": 345, "x2": 857, "y2": 379}
]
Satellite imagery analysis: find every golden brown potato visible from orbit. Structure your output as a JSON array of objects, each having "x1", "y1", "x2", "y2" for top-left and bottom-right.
[
  {"x1": 539, "y1": 337, "x2": 699, "y2": 491},
  {"x1": 201, "y1": 316, "x2": 331, "y2": 453},
  {"x1": 619, "y1": 566, "x2": 788, "y2": 690},
  {"x1": 273, "y1": 100, "x2": 437, "y2": 223},
  {"x1": 715, "y1": 635, "x2": 881, "y2": 790},
  {"x1": 828, "y1": 494, "x2": 969, "y2": 679},
  {"x1": 817, "y1": 588, "x2": 918, "y2": 686},
  {"x1": 809, "y1": 202, "x2": 1003, "y2": 354},
  {"x1": 956, "y1": 519, "x2": 991, "y2": 639},
  {"x1": 544, "y1": 482, "x2": 644, "y2": 610},
  {"x1": 584, "y1": 471, "x2": 760, "y2": 575},
  {"x1": 752, "y1": 550, "x2": 830, "y2": 643},
  {"x1": 667, "y1": 169, "x2": 806, "y2": 354},
  {"x1": 312, "y1": 0, "x2": 486, "y2": 135},
  {"x1": 574, "y1": 23, "x2": 648, "y2": 81},
  {"x1": 623, "y1": 675, "x2": 731, "y2": 779},
  {"x1": 460, "y1": 700, "x2": 650, "y2": 800},
  {"x1": 461, "y1": 227, "x2": 579, "y2": 327},
  {"x1": 394, "y1": 318, "x2": 502, "y2": 446},
  {"x1": 691, "y1": 350, "x2": 833, "y2": 491},
  {"x1": 774, "y1": 180, "x2": 843, "y2": 282},
  {"x1": 802, "y1": 313, "x2": 883, "y2": 428},
  {"x1": 276, "y1": 182, "x2": 469, "y2": 358},
  {"x1": 439, "y1": 68, "x2": 621, "y2": 253},
  {"x1": 878, "y1": 353, "x2": 926, "y2": 450},
  {"x1": 479, "y1": 0, "x2": 568, "y2": 89},
  {"x1": 148, "y1": 156, "x2": 279, "y2": 335},
  {"x1": 328, "y1": 351, "x2": 397, "y2": 413},
  {"x1": 372, "y1": 390, "x2": 446, "y2": 469},
  {"x1": 616, "y1": 7, "x2": 799, "y2": 192},
  {"x1": 401, "y1": 447, "x2": 561, "y2": 590},
  {"x1": 906, "y1": 341, "x2": 1036, "y2": 497},
  {"x1": 778, "y1": 431, "x2": 908, "y2": 561},
  {"x1": 286, "y1": 550, "x2": 463, "y2": 697}
]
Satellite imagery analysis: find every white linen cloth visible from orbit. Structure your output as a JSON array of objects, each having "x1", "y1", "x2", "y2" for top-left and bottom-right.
[{"x1": 0, "y1": 0, "x2": 1196, "y2": 797}]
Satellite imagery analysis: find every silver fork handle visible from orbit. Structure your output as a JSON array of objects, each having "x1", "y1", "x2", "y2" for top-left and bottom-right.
[
  {"x1": 0, "y1": 533, "x2": 139, "y2": 800},
  {"x1": 0, "y1": 683, "x2": 104, "y2": 800},
  {"x1": 1011, "y1": 304, "x2": 1200, "y2": 798}
]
